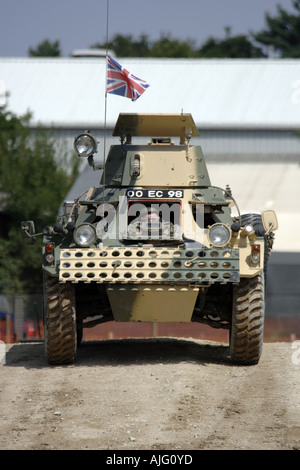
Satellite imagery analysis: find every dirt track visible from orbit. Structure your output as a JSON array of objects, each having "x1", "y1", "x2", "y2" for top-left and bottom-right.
[{"x1": 1, "y1": 338, "x2": 300, "y2": 451}]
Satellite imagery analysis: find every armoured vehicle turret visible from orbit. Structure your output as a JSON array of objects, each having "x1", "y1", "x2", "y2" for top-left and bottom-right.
[{"x1": 21, "y1": 113, "x2": 278, "y2": 365}]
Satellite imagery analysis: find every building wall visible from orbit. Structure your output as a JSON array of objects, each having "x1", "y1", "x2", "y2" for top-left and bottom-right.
[
  {"x1": 55, "y1": 127, "x2": 300, "y2": 163},
  {"x1": 199, "y1": 129, "x2": 300, "y2": 161},
  {"x1": 267, "y1": 253, "x2": 300, "y2": 317}
]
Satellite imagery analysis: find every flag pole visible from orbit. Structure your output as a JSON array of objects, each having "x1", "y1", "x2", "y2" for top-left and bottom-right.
[{"x1": 103, "y1": 0, "x2": 109, "y2": 202}]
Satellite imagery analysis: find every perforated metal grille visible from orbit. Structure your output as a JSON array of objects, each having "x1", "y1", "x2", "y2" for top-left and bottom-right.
[{"x1": 59, "y1": 247, "x2": 239, "y2": 284}]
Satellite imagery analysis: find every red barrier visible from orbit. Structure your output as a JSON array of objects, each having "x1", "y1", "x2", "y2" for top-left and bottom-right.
[{"x1": 83, "y1": 318, "x2": 300, "y2": 343}]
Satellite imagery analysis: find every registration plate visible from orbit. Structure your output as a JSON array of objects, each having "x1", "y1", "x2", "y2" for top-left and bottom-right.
[{"x1": 126, "y1": 189, "x2": 184, "y2": 199}]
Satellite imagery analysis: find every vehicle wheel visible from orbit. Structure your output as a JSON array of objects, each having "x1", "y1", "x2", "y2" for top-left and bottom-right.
[
  {"x1": 241, "y1": 213, "x2": 274, "y2": 260},
  {"x1": 230, "y1": 272, "x2": 265, "y2": 365},
  {"x1": 43, "y1": 272, "x2": 77, "y2": 365}
]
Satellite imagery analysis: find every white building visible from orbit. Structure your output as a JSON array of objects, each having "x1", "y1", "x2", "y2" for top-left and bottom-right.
[{"x1": 1, "y1": 57, "x2": 300, "y2": 314}]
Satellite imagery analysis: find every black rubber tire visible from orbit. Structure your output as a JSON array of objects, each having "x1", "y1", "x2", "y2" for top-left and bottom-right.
[
  {"x1": 240, "y1": 213, "x2": 271, "y2": 286},
  {"x1": 240, "y1": 213, "x2": 265, "y2": 235},
  {"x1": 43, "y1": 273, "x2": 77, "y2": 365},
  {"x1": 230, "y1": 272, "x2": 265, "y2": 365},
  {"x1": 240, "y1": 212, "x2": 274, "y2": 261}
]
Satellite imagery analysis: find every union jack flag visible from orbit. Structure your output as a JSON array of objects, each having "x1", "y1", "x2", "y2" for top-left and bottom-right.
[{"x1": 106, "y1": 56, "x2": 149, "y2": 101}]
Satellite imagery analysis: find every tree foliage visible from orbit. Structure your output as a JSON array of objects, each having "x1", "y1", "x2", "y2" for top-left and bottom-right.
[
  {"x1": 0, "y1": 108, "x2": 78, "y2": 294},
  {"x1": 28, "y1": 39, "x2": 61, "y2": 57},
  {"x1": 92, "y1": 33, "x2": 196, "y2": 58},
  {"x1": 90, "y1": 1, "x2": 300, "y2": 59},
  {"x1": 93, "y1": 29, "x2": 266, "y2": 58},
  {"x1": 28, "y1": 2, "x2": 300, "y2": 59},
  {"x1": 95, "y1": 34, "x2": 150, "y2": 57},
  {"x1": 252, "y1": 0, "x2": 300, "y2": 57},
  {"x1": 149, "y1": 35, "x2": 196, "y2": 58},
  {"x1": 197, "y1": 32, "x2": 264, "y2": 58}
]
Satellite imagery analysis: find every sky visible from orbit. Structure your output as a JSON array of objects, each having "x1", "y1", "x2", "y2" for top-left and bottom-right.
[{"x1": 0, "y1": 0, "x2": 296, "y2": 57}]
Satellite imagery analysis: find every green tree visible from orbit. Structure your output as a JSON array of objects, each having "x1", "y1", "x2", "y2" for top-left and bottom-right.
[
  {"x1": 93, "y1": 33, "x2": 195, "y2": 57},
  {"x1": 253, "y1": 0, "x2": 300, "y2": 57},
  {"x1": 92, "y1": 34, "x2": 150, "y2": 57},
  {"x1": 197, "y1": 27, "x2": 265, "y2": 58},
  {"x1": 28, "y1": 39, "x2": 61, "y2": 57},
  {"x1": 93, "y1": 30, "x2": 264, "y2": 58},
  {"x1": 0, "y1": 108, "x2": 78, "y2": 294},
  {"x1": 151, "y1": 34, "x2": 195, "y2": 58}
]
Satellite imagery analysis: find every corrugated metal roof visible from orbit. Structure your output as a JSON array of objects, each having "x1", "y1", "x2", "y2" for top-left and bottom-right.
[{"x1": 1, "y1": 57, "x2": 300, "y2": 130}]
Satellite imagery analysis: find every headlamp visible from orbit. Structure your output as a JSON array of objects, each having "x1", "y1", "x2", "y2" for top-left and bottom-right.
[
  {"x1": 74, "y1": 132, "x2": 97, "y2": 157},
  {"x1": 74, "y1": 224, "x2": 97, "y2": 247},
  {"x1": 208, "y1": 223, "x2": 231, "y2": 247}
]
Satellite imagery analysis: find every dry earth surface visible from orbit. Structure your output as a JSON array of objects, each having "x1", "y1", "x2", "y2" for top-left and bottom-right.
[{"x1": 1, "y1": 338, "x2": 300, "y2": 451}]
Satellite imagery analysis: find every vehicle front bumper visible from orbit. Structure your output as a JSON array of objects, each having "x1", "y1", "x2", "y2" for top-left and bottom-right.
[{"x1": 59, "y1": 246, "x2": 240, "y2": 285}]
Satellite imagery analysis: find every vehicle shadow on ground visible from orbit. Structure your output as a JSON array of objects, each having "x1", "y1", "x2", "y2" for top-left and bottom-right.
[
  {"x1": 78, "y1": 337, "x2": 231, "y2": 367},
  {"x1": 5, "y1": 337, "x2": 231, "y2": 369}
]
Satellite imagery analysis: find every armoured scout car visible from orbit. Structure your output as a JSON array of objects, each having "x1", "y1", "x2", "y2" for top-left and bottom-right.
[{"x1": 21, "y1": 113, "x2": 277, "y2": 365}]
